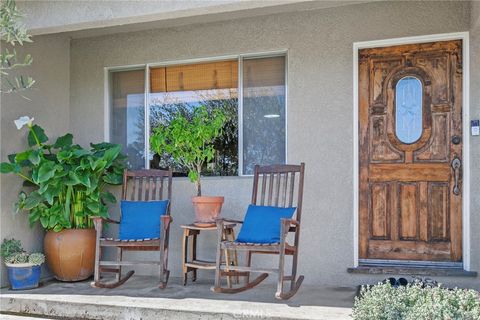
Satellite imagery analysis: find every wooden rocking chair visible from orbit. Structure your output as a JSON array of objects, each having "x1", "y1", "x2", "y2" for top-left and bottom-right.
[
  {"x1": 212, "y1": 163, "x2": 305, "y2": 299},
  {"x1": 91, "y1": 169, "x2": 173, "y2": 289}
]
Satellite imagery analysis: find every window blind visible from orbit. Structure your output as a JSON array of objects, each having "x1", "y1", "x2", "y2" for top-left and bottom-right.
[{"x1": 150, "y1": 60, "x2": 238, "y2": 93}]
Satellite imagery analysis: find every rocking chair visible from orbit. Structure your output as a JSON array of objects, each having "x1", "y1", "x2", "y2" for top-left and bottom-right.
[
  {"x1": 91, "y1": 169, "x2": 173, "y2": 289},
  {"x1": 212, "y1": 163, "x2": 305, "y2": 299}
]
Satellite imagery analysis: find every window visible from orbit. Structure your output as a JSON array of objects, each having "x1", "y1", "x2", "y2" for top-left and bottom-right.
[
  {"x1": 395, "y1": 76, "x2": 423, "y2": 144},
  {"x1": 110, "y1": 69, "x2": 146, "y2": 169},
  {"x1": 109, "y1": 54, "x2": 287, "y2": 175}
]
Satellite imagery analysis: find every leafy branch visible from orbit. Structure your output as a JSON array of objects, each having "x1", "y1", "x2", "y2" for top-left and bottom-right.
[{"x1": 1, "y1": 0, "x2": 35, "y2": 95}]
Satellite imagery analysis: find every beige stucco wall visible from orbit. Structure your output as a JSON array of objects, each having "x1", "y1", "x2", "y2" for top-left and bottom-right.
[
  {"x1": 17, "y1": 0, "x2": 368, "y2": 36},
  {"x1": 67, "y1": 0, "x2": 480, "y2": 289},
  {"x1": 0, "y1": 34, "x2": 70, "y2": 286},
  {"x1": 470, "y1": 0, "x2": 480, "y2": 289}
]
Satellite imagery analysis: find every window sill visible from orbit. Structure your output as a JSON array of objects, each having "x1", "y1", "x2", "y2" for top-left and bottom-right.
[{"x1": 347, "y1": 265, "x2": 477, "y2": 277}]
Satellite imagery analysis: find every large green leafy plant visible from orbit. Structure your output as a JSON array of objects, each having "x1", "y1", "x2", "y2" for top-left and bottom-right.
[
  {"x1": 0, "y1": 117, "x2": 126, "y2": 231},
  {"x1": 150, "y1": 105, "x2": 226, "y2": 196}
]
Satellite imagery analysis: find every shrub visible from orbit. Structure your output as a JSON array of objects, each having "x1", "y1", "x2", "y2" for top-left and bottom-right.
[{"x1": 353, "y1": 282, "x2": 480, "y2": 320}]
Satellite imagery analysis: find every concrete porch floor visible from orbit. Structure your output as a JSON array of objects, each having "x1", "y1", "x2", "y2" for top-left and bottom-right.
[{"x1": 0, "y1": 276, "x2": 355, "y2": 319}]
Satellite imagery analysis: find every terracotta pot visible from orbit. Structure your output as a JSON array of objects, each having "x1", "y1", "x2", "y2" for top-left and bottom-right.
[
  {"x1": 192, "y1": 196, "x2": 224, "y2": 227},
  {"x1": 44, "y1": 228, "x2": 96, "y2": 281}
]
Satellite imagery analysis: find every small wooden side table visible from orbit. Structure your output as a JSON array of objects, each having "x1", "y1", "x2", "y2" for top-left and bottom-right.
[{"x1": 181, "y1": 223, "x2": 238, "y2": 286}]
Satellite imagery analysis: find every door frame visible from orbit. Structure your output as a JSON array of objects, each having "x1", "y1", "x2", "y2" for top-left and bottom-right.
[{"x1": 352, "y1": 32, "x2": 470, "y2": 270}]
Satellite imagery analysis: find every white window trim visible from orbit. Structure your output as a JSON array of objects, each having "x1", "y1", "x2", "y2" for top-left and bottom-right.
[
  {"x1": 352, "y1": 32, "x2": 471, "y2": 270},
  {"x1": 104, "y1": 50, "x2": 288, "y2": 176}
]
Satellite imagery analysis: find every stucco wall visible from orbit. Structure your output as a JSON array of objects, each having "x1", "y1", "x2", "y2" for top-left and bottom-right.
[
  {"x1": 68, "y1": 0, "x2": 478, "y2": 288},
  {"x1": 0, "y1": 34, "x2": 70, "y2": 286},
  {"x1": 470, "y1": 0, "x2": 480, "y2": 289}
]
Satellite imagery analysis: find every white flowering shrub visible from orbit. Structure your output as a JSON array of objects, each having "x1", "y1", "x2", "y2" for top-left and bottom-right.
[{"x1": 353, "y1": 282, "x2": 480, "y2": 320}]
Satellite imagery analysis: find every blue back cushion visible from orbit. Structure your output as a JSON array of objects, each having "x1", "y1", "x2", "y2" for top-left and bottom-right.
[
  {"x1": 236, "y1": 205, "x2": 296, "y2": 244},
  {"x1": 119, "y1": 200, "x2": 169, "y2": 240}
]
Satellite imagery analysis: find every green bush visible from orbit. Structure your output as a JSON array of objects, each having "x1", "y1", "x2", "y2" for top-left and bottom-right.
[{"x1": 353, "y1": 282, "x2": 480, "y2": 320}]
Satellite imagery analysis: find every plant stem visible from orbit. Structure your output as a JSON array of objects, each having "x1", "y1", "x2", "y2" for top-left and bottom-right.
[
  {"x1": 16, "y1": 172, "x2": 35, "y2": 184},
  {"x1": 28, "y1": 125, "x2": 42, "y2": 147}
]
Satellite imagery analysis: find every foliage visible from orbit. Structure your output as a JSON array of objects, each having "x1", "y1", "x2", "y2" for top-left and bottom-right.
[
  {"x1": 149, "y1": 95, "x2": 238, "y2": 176},
  {"x1": 0, "y1": 238, "x2": 44, "y2": 265},
  {"x1": 0, "y1": 0, "x2": 34, "y2": 95},
  {"x1": 0, "y1": 238, "x2": 22, "y2": 259},
  {"x1": 0, "y1": 118, "x2": 126, "y2": 231},
  {"x1": 353, "y1": 282, "x2": 480, "y2": 320},
  {"x1": 150, "y1": 105, "x2": 227, "y2": 196}
]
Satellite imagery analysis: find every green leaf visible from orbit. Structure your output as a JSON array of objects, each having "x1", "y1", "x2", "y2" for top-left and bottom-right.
[
  {"x1": 103, "y1": 172, "x2": 122, "y2": 185},
  {"x1": 8, "y1": 153, "x2": 17, "y2": 163},
  {"x1": 40, "y1": 216, "x2": 48, "y2": 229},
  {"x1": 27, "y1": 125, "x2": 48, "y2": 147},
  {"x1": 64, "y1": 171, "x2": 82, "y2": 186},
  {"x1": 57, "y1": 150, "x2": 72, "y2": 163},
  {"x1": 103, "y1": 145, "x2": 121, "y2": 163},
  {"x1": 22, "y1": 192, "x2": 43, "y2": 210},
  {"x1": 36, "y1": 161, "x2": 56, "y2": 183},
  {"x1": 28, "y1": 150, "x2": 41, "y2": 165},
  {"x1": 0, "y1": 162, "x2": 16, "y2": 173},
  {"x1": 14, "y1": 150, "x2": 30, "y2": 162},
  {"x1": 77, "y1": 173, "x2": 91, "y2": 188},
  {"x1": 53, "y1": 133, "x2": 73, "y2": 149},
  {"x1": 86, "y1": 201, "x2": 100, "y2": 214},
  {"x1": 101, "y1": 191, "x2": 116, "y2": 204}
]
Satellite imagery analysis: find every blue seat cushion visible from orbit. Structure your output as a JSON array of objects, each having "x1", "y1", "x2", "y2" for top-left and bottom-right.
[
  {"x1": 236, "y1": 205, "x2": 296, "y2": 244},
  {"x1": 119, "y1": 200, "x2": 169, "y2": 240}
]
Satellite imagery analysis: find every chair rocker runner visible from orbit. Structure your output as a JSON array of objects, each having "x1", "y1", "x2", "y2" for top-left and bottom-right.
[
  {"x1": 212, "y1": 163, "x2": 306, "y2": 299},
  {"x1": 91, "y1": 169, "x2": 173, "y2": 289}
]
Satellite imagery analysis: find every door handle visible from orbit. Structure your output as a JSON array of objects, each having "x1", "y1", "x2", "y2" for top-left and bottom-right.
[{"x1": 451, "y1": 157, "x2": 461, "y2": 195}]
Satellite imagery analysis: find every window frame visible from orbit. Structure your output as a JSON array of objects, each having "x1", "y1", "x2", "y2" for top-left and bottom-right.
[{"x1": 105, "y1": 50, "x2": 288, "y2": 176}]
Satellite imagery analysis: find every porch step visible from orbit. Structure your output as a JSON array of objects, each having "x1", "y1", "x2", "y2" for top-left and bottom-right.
[
  {"x1": 0, "y1": 277, "x2": 354, "y2": 320},
  {"x1": 0, "y1": 294, "x2": 351, "y2": 320}
]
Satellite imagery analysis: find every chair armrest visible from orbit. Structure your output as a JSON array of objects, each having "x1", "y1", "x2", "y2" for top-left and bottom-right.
[
  {"x1": 281, "y1": 218, "x2": 299, "y2": 235},
  {"x1": 160, "y1": 215, "x2": 172, "y2": 229},
  {"x1": 283, "y1": 219, "x2": 299, "y2": 227}
]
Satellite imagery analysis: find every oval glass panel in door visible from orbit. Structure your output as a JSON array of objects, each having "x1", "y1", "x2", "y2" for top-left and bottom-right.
[{"x1": 395, "y1": 76, "x2": 423, "y2": 144}]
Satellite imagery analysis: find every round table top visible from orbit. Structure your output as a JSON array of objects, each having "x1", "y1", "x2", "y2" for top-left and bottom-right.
[{"x1": 180, "y1": 222, "x2": 236, "y2": 230}]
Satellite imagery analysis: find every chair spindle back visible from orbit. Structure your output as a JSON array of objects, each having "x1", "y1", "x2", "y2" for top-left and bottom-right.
[
  {"x1": 121, "y1": 169, "x2": 173, "y2": 214},
  {"x1": 251, "y1": 163, "x2": 305, "y2": 222}
]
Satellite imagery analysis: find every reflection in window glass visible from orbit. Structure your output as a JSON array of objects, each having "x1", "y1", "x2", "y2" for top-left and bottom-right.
[
  {"x1": 149, "y1": 89, "x2": 238, "y2": 176},
  {"x1": 243, "y1": 56, "x2": 286, "y2": 175},
  {"x1": 110, "y1": 69, "x2": 145, "y2": 169},
  {"x1": 148, "y1": 61, "x2": 238, "y2": 176},
  {"x1": 395, "y1": 76, "x2": 423, "y2": 144}
]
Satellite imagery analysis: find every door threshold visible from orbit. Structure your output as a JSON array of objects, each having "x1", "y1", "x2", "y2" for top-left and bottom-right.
[
  {"x1": 347, "y1": 264, "x2": 477, "y2": 277},
  {"x1": 358, "y1": 259, "x2": 463, "y2": 269}
]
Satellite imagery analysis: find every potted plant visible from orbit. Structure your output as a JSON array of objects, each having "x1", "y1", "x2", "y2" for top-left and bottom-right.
[
  {"x1": 1, "y1": 238, "x2": 45, "y2": 290},
  {"x1": 0, "y1": 116, "x2": 126, "y2": 281},
  {"x1": 150, "y1": 105, "x2": 227, "y2": 226}
]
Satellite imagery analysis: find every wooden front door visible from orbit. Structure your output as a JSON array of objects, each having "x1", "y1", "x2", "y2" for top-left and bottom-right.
[{"x1": 359, "y1": 40, "x2": 463, "y2": 262}]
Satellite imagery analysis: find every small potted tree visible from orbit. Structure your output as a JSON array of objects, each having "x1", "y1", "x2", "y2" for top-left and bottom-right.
[
  {"x1": 150, "y1": 105, "x2": 227, "y2": 226},
  {"x1": 1, "y1": 238, "x2": 45, "y2": 290},
  {"x1": 0, "y1": 117, "x2": 126, "y2": 281}
]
